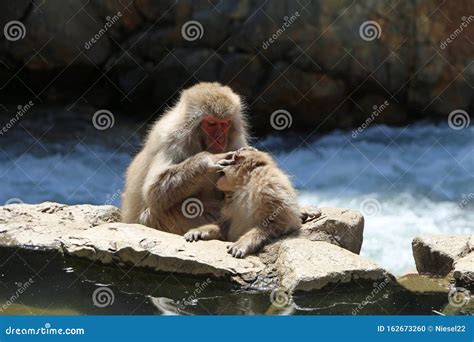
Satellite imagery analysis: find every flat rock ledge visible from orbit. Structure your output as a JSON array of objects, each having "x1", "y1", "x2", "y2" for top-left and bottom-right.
[
  {"x1": 412, "y1": 235, "x2": 474, "y2": 287},
  {"x1": 0, "y1": 202, "x2": 392, "y2": 292}
]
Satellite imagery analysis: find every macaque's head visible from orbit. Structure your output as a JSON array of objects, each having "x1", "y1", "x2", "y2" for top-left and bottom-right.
[
  {"x1": 216, "y1": 150, "x2": 273, "y2": 192},
  {"x1": 181, "y1": 82, "x2": 246, "y2": 153}
]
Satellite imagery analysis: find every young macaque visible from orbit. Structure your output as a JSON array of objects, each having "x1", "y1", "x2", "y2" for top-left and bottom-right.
[{"x1": 184, "y1": 149, "x2": 302, "y2": 258}]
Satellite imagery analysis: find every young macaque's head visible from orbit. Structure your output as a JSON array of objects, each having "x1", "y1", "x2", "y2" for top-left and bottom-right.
[
  {"x1": 216, "y1": 150, "x2": 274, "y2": 192},
  {"x1": 181, "y1": 82, "x2": 246, "y2": 153}
]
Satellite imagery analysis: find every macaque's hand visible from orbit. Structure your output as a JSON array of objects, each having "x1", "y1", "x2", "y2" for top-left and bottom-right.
[
  {"x1": 194, "y1": 152, "x2": 229, "y2": 173},
  {"x1": 215, "y1": 147, "x2": 258, "y2": 169}
]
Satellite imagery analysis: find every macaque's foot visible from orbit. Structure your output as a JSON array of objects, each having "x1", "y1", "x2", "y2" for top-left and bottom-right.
[
  {"x1": 184, "y1": 226, "x2": 220, "y2": 242},
  {"x1": 300, "y1": 208, "x2": 322, "y2": 223},
  {"x1": 227, "y1": 238, "x2": 255, "y2": 258},
  {"x1": 184, "y1": 229, "x2": 206, "y2": 242}
]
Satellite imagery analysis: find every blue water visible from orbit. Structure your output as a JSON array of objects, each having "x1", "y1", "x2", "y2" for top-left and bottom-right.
[{"x1": 1, "y1": 120, "x2": 472, "y2": 274}]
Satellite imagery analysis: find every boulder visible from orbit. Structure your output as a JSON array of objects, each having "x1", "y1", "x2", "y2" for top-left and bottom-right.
[
  {"x1": 0, "y1": 202, "x2": 392, "y2": 292},
  {"x1": 412, "y1": 235, "x2": 473, "y2": 276},
  {"x1": 277, "y1": 239, "x2": 390, "y2": 292},
  {"x1": 454, "y1": 253, "x2": 474, "y2": 287}
]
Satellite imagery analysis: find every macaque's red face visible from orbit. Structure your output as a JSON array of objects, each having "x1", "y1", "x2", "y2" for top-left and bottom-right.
[{"x1": 201, "y1": 116, "x2": 231, "y2": 153}]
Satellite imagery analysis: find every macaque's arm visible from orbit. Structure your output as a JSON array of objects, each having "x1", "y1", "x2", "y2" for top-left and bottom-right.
[{"x1": 144, "y1": 152, "x2": 226, "y2": 215}]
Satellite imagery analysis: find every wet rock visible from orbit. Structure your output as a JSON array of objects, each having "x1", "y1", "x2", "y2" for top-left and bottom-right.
[
  {"x1": 412, "y1": 235, "x2": 473, "y2": 276},
  {"x1": 0, "y1": 202, "x2": 392, "y2": 292},
  {"x1": 454, "y1": 253, "x2": 474, "y2": 288}
]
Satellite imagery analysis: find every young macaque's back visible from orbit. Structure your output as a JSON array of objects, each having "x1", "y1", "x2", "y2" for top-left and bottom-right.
[
  {"x1": 219, "y1": 150, "x2": 301, "y2": 240},
  {"x1": 184, "y1": 149, "x2": 302, "y2": 258}
]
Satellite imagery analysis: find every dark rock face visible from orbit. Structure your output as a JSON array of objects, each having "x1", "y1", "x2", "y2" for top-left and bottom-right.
[{"x1": 0, "y1": 0, "x2": 472, "y2": 133}]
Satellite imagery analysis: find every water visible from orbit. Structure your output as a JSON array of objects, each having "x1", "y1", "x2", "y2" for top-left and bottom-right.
[
  {"x1": 1, "y1": 112, "x2": 472, "y2": 274},
  {"x1": 0, "y1": 110, "x2": 472, "y2": 314}
]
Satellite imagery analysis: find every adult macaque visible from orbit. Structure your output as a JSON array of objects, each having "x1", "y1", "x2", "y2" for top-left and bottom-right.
[
  {"x1": 121, "y1": 82, "x2": 248, "y2": 233},
  {"x1": 184, "y1": 149, "x2": 302, "y2": 258}
]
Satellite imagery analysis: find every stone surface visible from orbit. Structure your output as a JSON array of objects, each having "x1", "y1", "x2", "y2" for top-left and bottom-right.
[
  {"x1": 412, "y1": 235, "x2": 473, "y2": 276},
  {"x1": 0, "y1": 202, "x2": 391, "y2": 292},
  {"x1": 299, "y1": 206, "x2": 364, "y2": 254},
  {"x1": 277, "y1": 239, "x2": 390, "y2": 292}
]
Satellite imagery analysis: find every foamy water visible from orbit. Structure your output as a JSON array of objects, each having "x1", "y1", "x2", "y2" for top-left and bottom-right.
[{"x1": 1, "y1": 122, "x2": 472, "y2": 274}]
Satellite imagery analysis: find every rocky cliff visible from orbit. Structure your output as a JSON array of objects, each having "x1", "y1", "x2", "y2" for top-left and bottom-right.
[{"x1": 0, "y1": 1, "x2": 472, "y2": 133}]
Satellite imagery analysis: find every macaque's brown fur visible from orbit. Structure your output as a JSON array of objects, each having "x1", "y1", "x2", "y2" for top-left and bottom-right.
[
  {"x1": 121, "y1": 82, "x2": 248, "y2": 233},
  {"x1": 185, "y1": 150, "x2": 302, "y2": 258}
]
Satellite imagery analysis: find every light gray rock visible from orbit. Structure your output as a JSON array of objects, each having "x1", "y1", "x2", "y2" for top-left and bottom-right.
[
  {"x1": 299, "y1": 206, "x2": 364, "y2": 254},
  {"x1": 0, "y1": 202, "x2": 391, "y2": 292},
  {"x1": 412, "y1": 235, "x2": 473, "y2": 276},
  {"x1": 277, "y1": 239, "x2": 391, "y2": 292}
]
